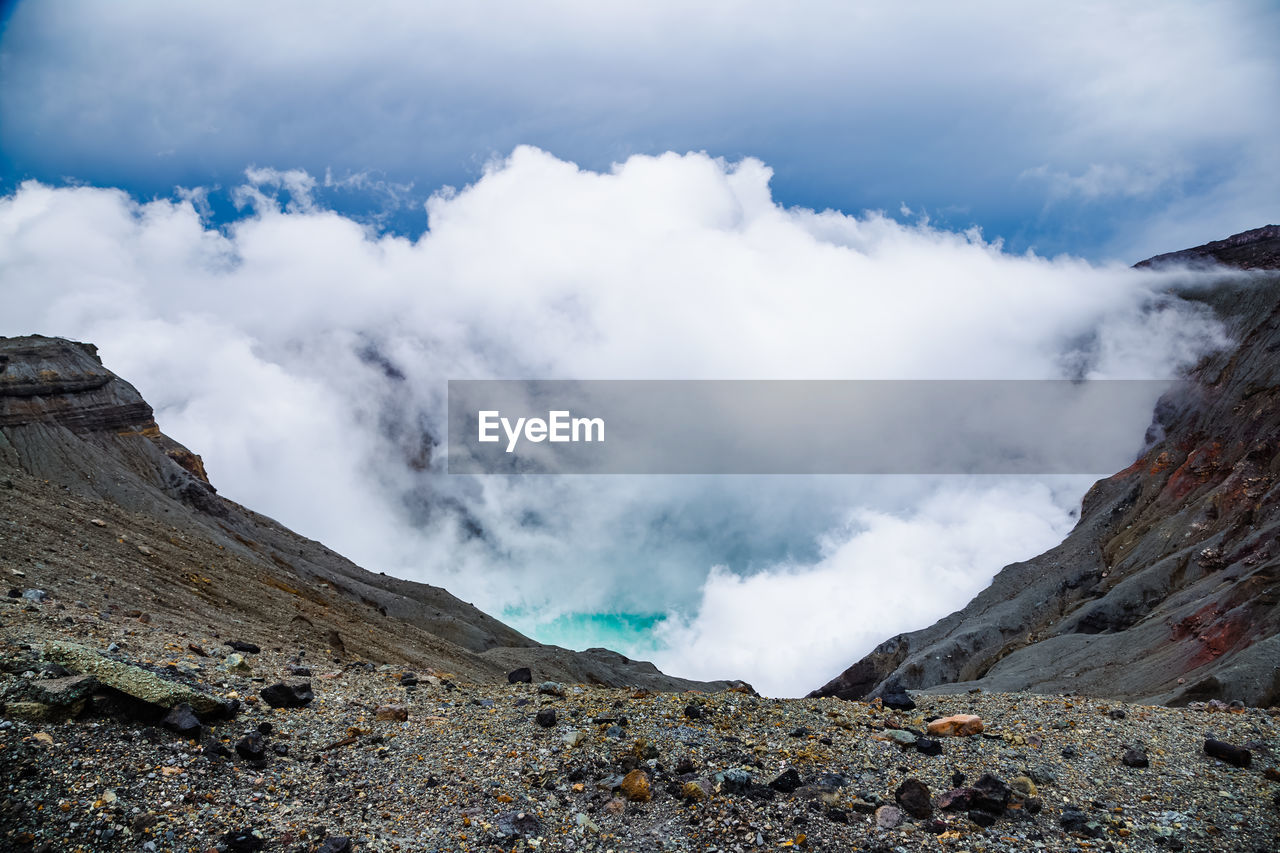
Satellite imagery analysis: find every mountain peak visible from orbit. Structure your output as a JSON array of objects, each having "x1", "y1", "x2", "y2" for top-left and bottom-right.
[{"x1": 1135, "y1": 224, "x2": 1280, "y2": 270}]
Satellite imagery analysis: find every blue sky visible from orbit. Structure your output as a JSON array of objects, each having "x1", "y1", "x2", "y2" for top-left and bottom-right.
[
  {"x1": 2, "y1": 1, "x2": 1276, "y2": 260},
  {"x1": 0, "y1": 1, "x2": 1275, "y2": 694}
]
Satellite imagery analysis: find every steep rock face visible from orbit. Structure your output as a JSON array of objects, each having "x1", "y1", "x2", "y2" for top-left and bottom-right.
[
  {"x1": 811, "y1": 228, "x2": 1280, "y2": 706},
  {"x1": 1135, "y1": 224, "x2": 1280, "y2": 270},
  {"x1": 0, "y1": 335, "x2": 730, "y2": 691}
]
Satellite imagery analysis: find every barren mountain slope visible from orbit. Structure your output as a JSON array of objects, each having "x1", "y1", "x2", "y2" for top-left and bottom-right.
[
  {"x1": 0, "y1": 334, "x2": 728, "y2": 691},
  {"x1": 812, "y1": 228, "x2": 1280, "y2": 707}
]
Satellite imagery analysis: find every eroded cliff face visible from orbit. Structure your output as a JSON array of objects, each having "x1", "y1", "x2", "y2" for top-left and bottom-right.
[
  {"x1": 0, "y1": 335, "x2": 733, "y2": 692},
  {"x1": 811, "y1": 228, "x2": 1280, "y2": 707},
  {"x1": 1, "y1": 336, "x2": 215, "y2": 506}
]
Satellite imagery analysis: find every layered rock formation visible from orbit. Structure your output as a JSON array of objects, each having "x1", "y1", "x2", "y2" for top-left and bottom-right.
[
  {"x1": 0, "y1": 335, "x2": 728, "y2": 691},
  {"x1": 811, "y1": 227, "x2": 1280, "y2": 707}
]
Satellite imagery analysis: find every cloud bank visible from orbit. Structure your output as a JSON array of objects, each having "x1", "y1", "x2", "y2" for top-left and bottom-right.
[
  {"x1": 0, "y1": 148, "x2": 1231, "y2": 694},
  {"x1": 2, "y1": 1, "x2": 1276, "y2": 257}
]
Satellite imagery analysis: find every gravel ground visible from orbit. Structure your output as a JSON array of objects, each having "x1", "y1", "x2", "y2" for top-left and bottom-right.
[{"x1": 1, "y1": 600, "x2": 1277, "y2": 853}]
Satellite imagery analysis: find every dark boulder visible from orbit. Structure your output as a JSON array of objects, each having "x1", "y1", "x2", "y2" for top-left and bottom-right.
[
  {"x1": 894, "y1": 778, "x2": 933, "y2": 818},
  {"x1": 260, "y1": 682, "x2": 313, "y2": 709},
  {"x1": 1204, "y1": 738, "x2": 1251, "y2": 768},
  {"x1": 161, "y1": 703, "x2": 203, "y2": 737}
]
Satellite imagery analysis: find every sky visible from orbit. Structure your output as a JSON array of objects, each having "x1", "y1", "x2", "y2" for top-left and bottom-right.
[{"x1": 0, "y1": 1, "x2": 1275, "y2": 695}]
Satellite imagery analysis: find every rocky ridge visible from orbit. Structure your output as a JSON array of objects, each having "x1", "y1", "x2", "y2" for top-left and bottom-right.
[
  {"x1": 0, "y1": 334, "x2": 727, "y2": 692},
  {"x1": 811, "y1": 227, "x2": 1280, "y2": 708}
]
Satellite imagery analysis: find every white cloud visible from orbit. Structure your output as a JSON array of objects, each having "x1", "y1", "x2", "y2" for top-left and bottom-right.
[
  {"x1": 650, "y1": 480, "x2": 1083, "y2": 697},
  {"x1": 0, "y1": 148, "x2": 1232, "y2": 694},
  {"x1": 1022, "y1": 162, "x2": 1190, "y2": 201}
]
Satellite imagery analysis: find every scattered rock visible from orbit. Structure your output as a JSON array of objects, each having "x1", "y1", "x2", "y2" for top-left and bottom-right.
[
  {"x1": 926, "y1": 714, "x2": 983, "y2": 737},
  {"x1": 223, "y1": 653, "x2": 252, "y2": 675},
  {"x1": 619, "y1": 769, "x2": 651, "y2": 802},
  {"x1": 225, "y1": 640, "x2": 261, "y2": 654},
  {"x1": 161, "y1": 703, "x2": 203, "y2": 737},
  {"x1": 1009, "y1": 776, "x2": 1038, "y2": 798},
  {"x1": 880, "y1": 682, "x2": 916, "y2": 711},
  {"x1": 397, "y1": 671, "x2": 416, "y2": 686},
  {"x1": 375, "y1": 704, "x2": 408, "y2": 722},
  {"x1": 769, "y1": 768, "x2": 803, "y2": 793},
  {"x1": 235, "y1": 731, "x2": 266, "y2": 761},
  {"x1": 915, "y1": 737, "x2": 942, "y2": 756},
  {"x1": 1122, "y1": 747, "x2": 1149, "y2": 768},
  {"x1": 718, "y1": 768, "x2": 753, "y2": 794},
  {"x1": 936, "y1": 788, "x2": 973, "y2": 811},
  {"x1": 21, "y1": 589, "x2": 48, "y2": 604},
  {"x1": 535, "y1": 708, "x2": 557, "y2": 727},
  {"x1": 493, "y1": 810, "x2": 541, "y2": 841},
  {"x1": 314, "y1": 837, "x2": 352, "y2": 853},
  {"x1": 971, "y1": 807, "x2": 1001, "y2": 826},
  {"x1": 27, "y1": 674, "x2": 97, "y2": 712},
  {"x1": 874, "y1": 804, "x2": 903, "y2": 829},
  {"x1": 969, "y1": 773, "x2": 1010, "y2": 815},
  {"x1": 219, "y1": 827, "x2": 265, "y2": 852},
  {"x1": 259, "y1": 682, "x2": 313, "y2": 709},
  {"x1": 1204, "y1": 738, "x2": 1251, "y2": 767},
  {"x1": 507, "y1": 667, "x2": 532, "y2": 684},
  {"x1": 3, "y1": 701, "x2": 54, "y2": 722},
  {"x1": 1060, "y1": 806, "x2": 1104, "y2": 838},
  {"x1": 884, "y1": 728, "x2": 916, "y2": 746},
  {"x1": 538, "y1": 681, "x2": 565, "y2": 697},
  {"x1": 894, "y1": 778, "x2": 933, "y2": 818},
  {"x1": 43, "y1": 641, "x2": 227, "y2": 715},
  {"x1": 681, "y1": 780, "x2": 709, "y2": 801}
]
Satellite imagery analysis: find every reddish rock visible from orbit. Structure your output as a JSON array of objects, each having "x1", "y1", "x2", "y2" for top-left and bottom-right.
[
  {"x1": 926, "y1": 714, "x2": 983, "y2": 737},
  {"x1": 375, "y1": 704, "x2": 409, "y2": 722}
]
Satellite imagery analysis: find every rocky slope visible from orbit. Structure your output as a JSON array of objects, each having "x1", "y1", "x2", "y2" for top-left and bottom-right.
[
  {"x1": 812, "y1": 227, "x2": 1280, "y2": 708},
  {"x1": 0, "y1": 334, "x2": 728, "y2": 692}
]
